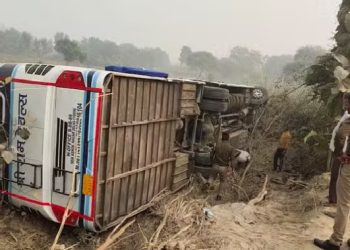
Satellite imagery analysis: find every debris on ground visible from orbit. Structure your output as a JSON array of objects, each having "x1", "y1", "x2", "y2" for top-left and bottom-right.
[{"x1": 203, "y1": 208, "x2": 215, "y2": 222}]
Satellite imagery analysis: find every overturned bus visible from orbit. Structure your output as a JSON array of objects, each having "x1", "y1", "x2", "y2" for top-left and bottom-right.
[{"x1": 0, "y1": 63, "x2": 267, "y2": 231}]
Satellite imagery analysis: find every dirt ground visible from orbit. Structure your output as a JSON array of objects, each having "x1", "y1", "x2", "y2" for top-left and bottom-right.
[
  {"x1": 209, "y1": 172, "x2": 342, "y2": 250},
  {"x1": 0, "y1": 138, "x2": 344, "y2": 250},
  {"x1": 0, "y1": 170, "x2": 346, "y2": 250},
  {"x1": 0, "y1": 205, "x2": 100, "y2": 250}
]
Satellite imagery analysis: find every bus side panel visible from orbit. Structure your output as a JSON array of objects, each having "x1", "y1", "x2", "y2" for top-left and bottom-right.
[
  {"x1": 51, "y1": 87, "x2": 86, "y2": 225},
  {"x1": 8, "y1": 82, "x2": 47, "y2": 211}
]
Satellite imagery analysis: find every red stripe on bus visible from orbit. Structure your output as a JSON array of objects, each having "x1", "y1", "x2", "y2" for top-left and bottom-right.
[
  {"x1": 0, "y1": 190, "x2": 93, "y2": 222},
  {"x1": 0, "y1": 190, "x2": 50, "y2": 206},
  {"x1": 12, "y1": 78, "x2": 55, "y2": 87},
  {"x1": 11, "y1": 78, "x2": 102, "y2": 93},
  {"x1": 51, "y1": 204, "x2": 93, "y2": 222}
]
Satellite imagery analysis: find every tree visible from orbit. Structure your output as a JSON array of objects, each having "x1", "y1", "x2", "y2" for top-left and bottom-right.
[
  {"x1": 283, "y1": 46, "x2": 326, "y2": 81},
  {"x1": 80, "y1": 37, "x2": 119, "y2": 66},
  {"x1": 264, "y1": 55, "x2": 293, "y2": 81},
  {"x1": 116, "y1": 43, "x2": 141, "y2": 66},
  {"x1": 294, "y1": 46, "x2": 326, "y2": 66},
  {"x1": 186, "y1": 51, "x2": 218, "y2": 78},
  {"x1": 179, "y1": 46, "x2": 192, "y2": 65},
  {"x1": 18, "y1": 32, "x2": 33, "y2": 54},
  {"x1": 282, "y1": 61, "x2": 305, "y2": 79},
  {"x1": 304, "y1": 53, "x2": 340, "y2": 115},
  {"x1": 139, "y1": 47, "x2": 170, "y2": 69},
  {"x1": 0, "y1": 28, "x2": 28, "y2": 55},
  {"x1": 228, "y1": 46, "x2": 265, "y2": 84},
  {"x1": 54, "y1": 33, "x2": 86, "y2": 63},
  {"x1": 33, "y1": 38, "x2": 53, "y2": 59},
  {"x1": 229, "y1": 46, "x2": 263, "y2": 66}
]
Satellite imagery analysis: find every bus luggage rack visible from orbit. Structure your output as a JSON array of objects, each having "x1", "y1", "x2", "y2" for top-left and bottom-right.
[
  {"x1": 53, "y1": 168, "x2": 79, "y2": 196},
  {"x1": 0, "y1": 161, "x2": 42, "y2": 189}
]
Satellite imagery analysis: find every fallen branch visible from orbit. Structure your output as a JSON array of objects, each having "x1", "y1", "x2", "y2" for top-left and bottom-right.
[
  {"x1": 156, "y1": 225, "x2": 192, "y2": 250},
  {"x1": 144, "y1": 187, "x2": 201, "y2": 250},
  {"x1": 263, "y1": 107, "x2": 288, "y2": 135},
  {"x1": 109, "y1": 232, "x2": 138, "y2": 249},
  {"x1": 230, "y1": 183, "x2": 250, "y2": 202},
  {"x1": 236, "y1": 161, "x2": 253, "y2": 200},
  {"x1": 248, "y1": 175, "x2": 268, "y2": 206},
  {"x1": 138, "y1": 222, "x2": 148, "y2": 243},
  {"x1": 288, "y1": 179, "x2": 308, "y2": 188},
  {"x1": 149, "y1": 209, "x2": 169, "y2": 248},
  {"x1": 9, "y1": 232, "x2": 17, "y2": 243},
  {"x1": 97, "y1": 219, "x2": 135, "y2": 250},
  {"x1": 51, "y1": 196, "x2": 75, "y2": 250},
  {"x1": 110, "y1": 190, "x2": 168, "y2": 236},
  {"x1": 238, "y1": 162, "x2": 252, "y2": 187},
  {"x1": 285, "y1": 172, "x2": 302, "y2": 178},
  {"x1": 249, "y1": 108, "x2": 267, "y2": 149},
  {"x1": 98, "y1": 190, "x2": 169, "y2": 250},
  {"x1": 270, "y1": 178, "x2": 285, "y2": 185},
  {"x1": 64, "y1": 243, "x2": 80, "y2": 250}
]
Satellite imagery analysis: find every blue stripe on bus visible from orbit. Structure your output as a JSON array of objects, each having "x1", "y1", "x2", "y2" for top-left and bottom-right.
[
  {"x1": 83, "y1": 72, "x2": 100, "y2": 228},
  {"x1": 79, "y1": 70, "x2": 92, "y2": 227}
]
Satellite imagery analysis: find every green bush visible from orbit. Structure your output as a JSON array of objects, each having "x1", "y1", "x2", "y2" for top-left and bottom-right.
[{"x1": 260, "y1": 86, "x2": 334, "y2": 178}]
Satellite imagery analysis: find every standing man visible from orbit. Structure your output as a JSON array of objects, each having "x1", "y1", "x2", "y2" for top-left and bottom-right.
[
  {"x1": 328, "y1": 101, "x2": 350, "y2": 206},
  {"x1": 273, "y1": 128, "x2": 292, "y2": 171},
  {"x1": 314, "y1": 92, "x2": 350, "y2": 250}
]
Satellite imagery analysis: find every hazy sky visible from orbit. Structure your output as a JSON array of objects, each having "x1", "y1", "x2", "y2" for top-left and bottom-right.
[{"x1": 0, "y1": 0, "x2": 341, "y2": 61}]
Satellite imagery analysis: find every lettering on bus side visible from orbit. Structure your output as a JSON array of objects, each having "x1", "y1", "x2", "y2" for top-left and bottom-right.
[
  {"x1": 66, "y1": 103, "x2": 83, "y2": 170},
  {"x1": 14, "y1": 94, "x2": 28, "y2": 185}
]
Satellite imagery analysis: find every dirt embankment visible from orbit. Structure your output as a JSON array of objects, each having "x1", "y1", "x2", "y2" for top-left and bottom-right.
[
  {"x1": 209, "y1": 172, "x2": 337, "y2": 250},
  {"x1": 0, "y1": 135, "x2": 339, "y2": 250},
  {"x1": 103, "y1": 171, "x2": 338, "y2": 250},
  {"x1": 0, "y1": 170, "x2": 342, "y2": 250}
]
